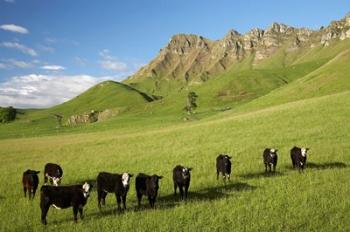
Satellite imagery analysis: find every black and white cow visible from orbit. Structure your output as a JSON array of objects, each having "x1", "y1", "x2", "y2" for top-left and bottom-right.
[
  {"x1": 44, "y1": 163, "x2": 63, "y2": 186},
  {"x1": 135, "y1": 173, "x2": 163, "y2": 208},
  {"x1": 22, "y1": 169, "x2": 40, "y2": 200},
  {"x1": 96, "y1": 172, "x2": 133, "y2": 211},
  {"x1": 40, "y1": 182, "x2": 92, "y2": 225},
  {"x1": 290, "y1": 146, "x2": 309, "y2": 171},
  {"x1": 216, "y1": 154, "x2": 232, "y2": 181},
  {"x1": 263, "y1": 148, "x2": 278, "y2": 172},
  {"x1": 173, "y1": 165, "x2": 192, "y2": 200}
]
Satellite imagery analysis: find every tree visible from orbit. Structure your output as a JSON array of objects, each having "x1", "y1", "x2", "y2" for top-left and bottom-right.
[
  {"x1": 52, "y1": 114, "x2": 63, "y2": 128},
  {"x1": 184, "y1": 91, "x2": 198, "y2": 115},
  {"x1": 0, "y1": 106, "x2": 17, "y2": 123}
]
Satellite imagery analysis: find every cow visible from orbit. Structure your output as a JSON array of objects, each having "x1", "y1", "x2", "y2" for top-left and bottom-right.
[
  {"x1": 216, "y1": 154, "x2": 232, "y2": 181},
  {"x1": 263, "y1": 148, "x2": 278, "y2": 172},
  {"x1": 173, "y1": 165, "x2": 192, "y2": 200},
  {"x1": 135, "y1": 173, "x2": 163, "y2": 208},
  {"x1": 40, "y1": 182, "x2": 92, "y2": 225},
  {"x1": 96, "y1": 172, "x2": 133, "y2": 211},
  {"x1": 22, "y1": 169, "x2": 40, "y2": 200},
  {"x1": 44, "y1": 163, "x2": 63, "y2": 186},
  {"x1": 291, "y1": 146, "x2": 309, "y2": 172}
]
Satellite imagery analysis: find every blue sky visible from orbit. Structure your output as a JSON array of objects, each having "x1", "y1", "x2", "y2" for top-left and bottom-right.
[{"x1": 0, "y1": 0, "x2": 349, "y2": 108}]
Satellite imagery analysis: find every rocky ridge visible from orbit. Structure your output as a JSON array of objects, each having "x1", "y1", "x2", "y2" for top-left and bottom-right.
[{"x1": 126, "y1": 13, "x2": 350, "y2": 87}]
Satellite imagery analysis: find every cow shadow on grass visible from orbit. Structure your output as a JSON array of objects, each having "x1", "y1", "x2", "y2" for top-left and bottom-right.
[
  {"x1": 239, "y1": 171, "x2": 284, "y2": 179},
  {"x1": 306, "y1": 162, "x2": 347, "y2": 170},
  {"x1": 284, "y1": 162, "x2": 347, "y2": 171},
  {"x1": 157, "y1": 182, "x2": 256, "y2": 206},
  {"x1": 69, "y1": 182, "x2": 256, "y2": 223}
]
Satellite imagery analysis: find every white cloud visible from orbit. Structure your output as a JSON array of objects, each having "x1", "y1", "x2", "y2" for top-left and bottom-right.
[
  {"x1": 8, "y1": 59, "x2": 33, "y2": 68},
  {"x1": 41, "y1": 65, "x2": 65, "y2": 71},
  {"x1": 4, "y1": 0, "x2": 15, "y2": 3},
  {"x1": 0, "y1": 74, "x2": 114, "y2": 108},
  {"x1": 100, "y1": 60, "x2": 128, "y2": 72},
  {"x1": 0, "y1": 24, "x2": 28, "y2": 34},
  {"x1": 1, "y1": 42, "x2": 38, "y2": 56},
  {"x1": 0, "y1": 59, "x2": 34, "y2": 69},
  {"x1": 37, "y1": 44, "x2": 55, "y2": 53},
  {"x1": 99, "y1": 49, "x2": 129, "y2": 72}
]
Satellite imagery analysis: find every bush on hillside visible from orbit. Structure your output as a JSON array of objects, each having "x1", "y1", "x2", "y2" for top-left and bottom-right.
[{"x1": 0, "y1": 106, "x2": 17, "y2": 123}]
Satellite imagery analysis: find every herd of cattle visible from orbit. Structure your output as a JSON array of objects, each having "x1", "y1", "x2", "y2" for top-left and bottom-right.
[{"x1": 21, "y1": 146, "x2": 309, "y2": 225}]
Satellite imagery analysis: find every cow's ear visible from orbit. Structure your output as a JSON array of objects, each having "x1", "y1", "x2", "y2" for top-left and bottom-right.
[
  {"x1": 129, "y1": 174, "x2": 134, "y2": 177},
  {"x1": 188, "y1": 167, "x2": 193, "y2": 171},
  {"x1": 157, "y1": 175, "x2": 163, "y2": 179},
  {"x1": 306, "y1": 148, "x2": 310, "y2": 151},
  {"x1": 275, "y1": 149, "x2": 278, "y2": 152},
  {"x1": 36, "y1": 171, "x2": 40, "y2": 174},
  {"x1": 228, "y1": 156, "x2": 232, "y2": 159}
]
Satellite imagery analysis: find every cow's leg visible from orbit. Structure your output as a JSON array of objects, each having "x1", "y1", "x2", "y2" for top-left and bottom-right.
[
  {"x1": 29, "y1": 188, "x2": 33, "y2": 200},
  {"x1": 23, "y1": 186, "x2": 27, "y2": 198},
  {"x1": 216, "y1": 170, "x2": 219, "y2": 180},
  {"x1": 40, "y1": 200, "x2": 50, "y2": 225},
  {"x1": 102, "y1": 192, "x2": 107, "y2": 205},
  {"x1": 148, "y1": 196, "x2": 154, "y2": 208},
  {"x1": 73, "y1": 206, "x2": 79, "y2": 223},
  {"x1": 137, "y1": 192, "x2": 142, "y2": 207},
  {"x1": 269, "y1": 164, "x2": 272, "y2": 172},
  {"x1": 122, "y1": 195, "x2": 127, "y2": 210},
  {"x1": 116, "y1": 194, "x2": 122, "y2": 211},
  {"x1": 79, "y1": 206, "x2": 84, "y2": 219},
  {"x1": 265, "y1": 163, "x2": 267, "y2": 172},
  {"x1": 273, "y1": 164, "x2": 276, "y2": 172},
  {"x1": 184, "y1": 184, "x2": 189, "y2": 199},
  {"x1": 179, "y1": 185, "x2": 184, "y2": 200},
  {"x1": 32, "y1": 187, "x2": 37, "y2": 200},
  {"x1": 97, "y1": 190, "x2": 102, "y2": 209},
  {"x1": 173, "y1": 182, "x2": 177, "y2": 196}
]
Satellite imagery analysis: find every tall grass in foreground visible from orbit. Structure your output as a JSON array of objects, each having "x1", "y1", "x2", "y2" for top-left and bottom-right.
[{"x1": 0, "y1": 92, "x2": 349, "y2": 231}]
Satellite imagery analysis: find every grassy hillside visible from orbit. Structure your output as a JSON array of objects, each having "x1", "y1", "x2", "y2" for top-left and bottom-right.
[
  {"x1": 0, "y1": 91, "x2": 349, "y2": 231},
  {"x1": 0, "y1": 81, "x2": 154, "y2": 138}
]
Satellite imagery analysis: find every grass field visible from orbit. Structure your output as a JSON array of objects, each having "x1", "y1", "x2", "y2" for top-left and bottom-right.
[{"x1": 0, "y1": 90, "x2": 349, "y2": 231}]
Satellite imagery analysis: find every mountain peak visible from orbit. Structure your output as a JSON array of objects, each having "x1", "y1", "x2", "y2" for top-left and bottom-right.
[{"x1": 267, "y1": 22, "x2": 291, "y2": 33}]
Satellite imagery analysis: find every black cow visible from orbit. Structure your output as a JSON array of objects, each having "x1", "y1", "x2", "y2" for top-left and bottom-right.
[
  {"x1": 22, "y1": 169, "x2": 40, "y2": 200},
  {"x1": 263, "y1": 148, "x2": 278, "y2": 172},
  {"x1": 216, "y1": 154, "x2": 232, "y2": 181},
  {"x1": 135, "y1": 173, "x2": 163, "y2": 208},
  {"x1": 40, "y1": 182, "x2": 92, "y2": 225},
  {"x1": 96, "y1": 172, "x2": 133, "y2": 211},
  {"x1": 173, "y1": 165, "x2": 192, "y2": 200},
  {"x1": 44, "y1": 163, "x2": 63, "y2": 186},
  {"x1": 291, "y1": 146, "x2": 309, "y2": 171}
]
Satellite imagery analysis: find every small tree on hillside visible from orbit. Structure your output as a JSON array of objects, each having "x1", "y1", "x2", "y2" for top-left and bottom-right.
[
  {"x1": 184, "y1": 91, "x2": 198, "y2": 115},
  {"x1": 52, "y1": 114, "x2": 63, "y2": 128}
]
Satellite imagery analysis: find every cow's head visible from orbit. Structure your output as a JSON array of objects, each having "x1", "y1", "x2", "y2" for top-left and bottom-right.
[
  {"x1": 121, "y1": 173, "x2": 133, "y2": 187},
  {"x1": 270, "y1": 148, "x2": 278, "y2": 157},
  {"x1": 82, "y1": 182, "x2": 92, "y2": 198},
  {"x1": 24, "y1": 169, "x2": 40, "y2": 175},
  {"x1": 52, "y1": 177, "x2": 61, "y2": 186},
  {"x1": 223, "y1": 154, "x2": 232, "y2": 165},
  {"x1": 301, "y1": 148, "x2": 309, "y2": 157},
  {"x1": 181, "y1": 167, "x2": 192, "y2": 179},
  {"x1": 149, "y1": 175, "x2": 163, "y2": 191}
]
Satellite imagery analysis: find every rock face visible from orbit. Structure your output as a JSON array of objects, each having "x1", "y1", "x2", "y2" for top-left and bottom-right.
[
  {"x1": 66, "y1": 110, "x2": 99, "y2": 125},
  {"x1": 126, "y1": 12, "x2": 350, "y2": 90}
]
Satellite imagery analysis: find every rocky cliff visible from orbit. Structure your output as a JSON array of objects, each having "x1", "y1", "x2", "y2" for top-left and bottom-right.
[{"x1": 126, "y1": 13, "x2": 350, "y2": 91}]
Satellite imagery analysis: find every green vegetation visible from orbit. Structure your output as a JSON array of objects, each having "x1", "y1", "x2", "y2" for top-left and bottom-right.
[
  {"x1": 0, "y1": 106, "x2": 17, "y2": 123},
  {"x1": 0, "y1": 91, "x2": 349, "y2": 231}
]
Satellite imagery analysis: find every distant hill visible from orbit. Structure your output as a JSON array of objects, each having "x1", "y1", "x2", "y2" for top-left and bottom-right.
[{"x1": 48, "y1": 80, "x2": 153, "y2": 117}]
